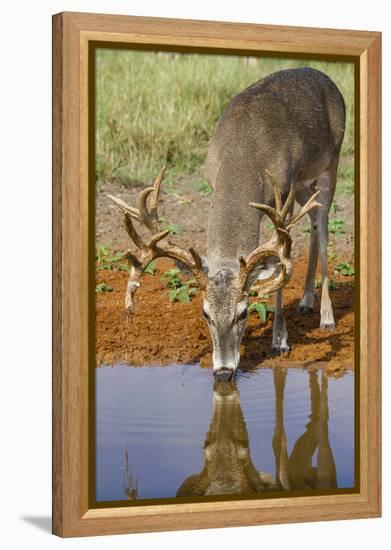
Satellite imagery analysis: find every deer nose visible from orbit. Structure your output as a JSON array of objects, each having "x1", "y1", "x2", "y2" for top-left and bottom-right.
[{"x1": 214, "y1": 368, "x2": 234, "y2": 382}]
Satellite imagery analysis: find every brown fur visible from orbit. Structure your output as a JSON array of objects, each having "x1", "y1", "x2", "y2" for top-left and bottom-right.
[
  {"x1": 205, "y1": 67, "x2": 345, "y2": 266},
  {"x1": 202, "y1": 68, "x2": 346, "y2": 360}
]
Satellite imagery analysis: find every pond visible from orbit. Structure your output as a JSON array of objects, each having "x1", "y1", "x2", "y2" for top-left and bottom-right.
[{"x1": 95, "y1": 364, "x2": 355, "y2": 503}]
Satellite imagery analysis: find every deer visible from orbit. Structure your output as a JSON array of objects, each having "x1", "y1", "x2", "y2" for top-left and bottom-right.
[{"x1": 109, "y1": 67, "x2": 346, "y2": 381}]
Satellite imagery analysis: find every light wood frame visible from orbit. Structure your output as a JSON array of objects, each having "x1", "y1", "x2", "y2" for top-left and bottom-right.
[{"x1": 52, "y1": 11, "x2": 381, "y2": 537}]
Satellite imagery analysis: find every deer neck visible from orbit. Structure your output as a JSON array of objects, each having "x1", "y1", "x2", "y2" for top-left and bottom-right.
[{"x1": 206, "y1": 170, "x2": 265, "y2": 276}]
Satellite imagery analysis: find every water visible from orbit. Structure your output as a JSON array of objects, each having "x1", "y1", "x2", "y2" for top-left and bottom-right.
[{"x1": 95, "y1": 365, "x2": 355, "y2": 503}]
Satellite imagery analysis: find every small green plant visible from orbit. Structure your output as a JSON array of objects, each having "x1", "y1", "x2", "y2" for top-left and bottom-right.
[
  {"x1": 334, "y1": 262, "x2": 354, "y2": 276},
  {"x1": 195, "y1": 179, "x2": 213, "y2": 197},
  {"x1": 302, "y1": 226, "x2": 311, "y2": 234},
  {"x1": 163, "y1": 223, "x2": 183, "y2": 235},
  {"x1": 161, "y1": 268, "x2": 197, "y2": 303},
  {"x1": 143, "y1": 260, "x2": 157, "y2": 275},
  {"x1": 96, "y1": 282, "x2": 113, "y2": 293},
  {"x1": 96, "y1": 244, "x2": 129, "y2": 272},
  {"x1": 161, "y1": 268, "x2": 182, "y2": 287},
  {"x1": 96, "y1": 244, "x2": 110, "y2": 263},
  {"x1": 249, "y1": 301, "x2": 275, "y2": 322},
  {"x1": 328, "y1": 219, "x2": 345, "y2": 236}
]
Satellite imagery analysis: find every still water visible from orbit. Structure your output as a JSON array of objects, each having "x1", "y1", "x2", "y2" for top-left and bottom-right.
[{"x1": 95, "y1": 365, "x2": 355, "y2": 503}]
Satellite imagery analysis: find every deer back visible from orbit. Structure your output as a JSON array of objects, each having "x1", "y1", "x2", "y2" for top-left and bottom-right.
[{"x1": 205, "y1": 67, "x2": 346, "y2": 266}]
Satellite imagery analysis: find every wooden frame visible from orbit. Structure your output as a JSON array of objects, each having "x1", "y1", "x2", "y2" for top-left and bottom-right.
[{"x1": 52, "y1": 11, "x2": 381, "y2": 537}]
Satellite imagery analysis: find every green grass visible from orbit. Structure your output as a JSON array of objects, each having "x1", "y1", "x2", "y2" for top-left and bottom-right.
[{"x1": 96, "y1": 50, "x2": 354, "y2": 194}]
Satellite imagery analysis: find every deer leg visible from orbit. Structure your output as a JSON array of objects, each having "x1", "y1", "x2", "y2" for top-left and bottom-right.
[
  {"x1": 316, "y1": 374, "x2": 337, "y2": 488},
  {"x1": 317, "y1": 168, "x2": 337, "y2": 330},
  {"x1": 295, "y1": 181, "x2": 319, "y2": 313},
  {"x1": 298, "y1": 206, "x2": 319, "y2": 313},
  {"x1": 288, "y1": 371, "x2": 320, "y2": 489},
  {"x1": 272, "y1": 367, "x2": 291, "y2": 489},
  {"x1": 272, "y1": 288, "x2": 289, "y2": 355},
  {"x1": 318, "y1": 209, "x2": 335, "y2": 329}
]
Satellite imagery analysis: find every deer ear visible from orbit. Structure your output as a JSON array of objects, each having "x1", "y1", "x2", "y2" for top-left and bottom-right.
[
  {"x1": 246, "y1": 256, "x2": 280, "y2": 289},
  {"x1": 175, "y1": 256, "x2": 209, "y2": 276}
]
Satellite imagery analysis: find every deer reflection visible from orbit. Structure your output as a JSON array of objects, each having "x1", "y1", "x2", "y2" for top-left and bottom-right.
[
  {"x1": 273, "y1": 369, "x2": 336, "y2": 490},
  {"x1": 177, "y1": 380, "x2": 277, "y2": 496},
  {"x1": 177, "y1": 368, "x2": 336, "y2": 497}
]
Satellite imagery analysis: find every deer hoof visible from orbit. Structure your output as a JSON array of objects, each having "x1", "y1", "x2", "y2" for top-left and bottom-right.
[
  {"x1": 271, "y1": 345, "x2": 290, "y2": 356},
  {"x1": 297, "y1": 305, "x2": 314, "y2": 315},
  {"x1": 320, "y1": 321, "x2": 336, "y2": 331}
]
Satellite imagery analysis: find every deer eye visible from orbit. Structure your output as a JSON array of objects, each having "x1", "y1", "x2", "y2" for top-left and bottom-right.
[{"x1": 237, "y1": 308, "x2": 248, "y2": 321}]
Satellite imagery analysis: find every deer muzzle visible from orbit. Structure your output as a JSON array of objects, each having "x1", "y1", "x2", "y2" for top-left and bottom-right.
[
  {"x1": 213, "y1": 368, "x2": 235, "y2": 382},
  {"x1": 212, "y1": 340, "x2": 240, "y2": 381}
]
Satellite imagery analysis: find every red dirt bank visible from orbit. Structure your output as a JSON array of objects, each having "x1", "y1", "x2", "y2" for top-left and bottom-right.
[{"x1": 96, "y1": 256, "x2": 354, "y2": 376}]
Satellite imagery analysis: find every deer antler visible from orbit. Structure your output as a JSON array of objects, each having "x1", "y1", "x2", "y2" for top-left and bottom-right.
[
  {"x1": 108, "y1": 166, "x2": 207, "y2": 312},
  {"x1": 238, "y1": 170, "x2": 322, "y2": 295}
]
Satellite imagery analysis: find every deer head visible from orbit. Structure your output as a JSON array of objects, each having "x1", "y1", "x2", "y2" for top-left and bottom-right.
[{"x1": 108, "y1": 167, "x2": 321, "y2": 380}]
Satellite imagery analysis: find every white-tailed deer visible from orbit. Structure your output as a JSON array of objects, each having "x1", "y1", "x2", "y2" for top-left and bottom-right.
[{"x1": 109, "y1": 67, "x2": 345, "y2": 380}]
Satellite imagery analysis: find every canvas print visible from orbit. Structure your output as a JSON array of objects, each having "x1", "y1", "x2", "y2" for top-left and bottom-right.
[{"x1": 93, "y1": 49, "x2": 356, "y2": 504}]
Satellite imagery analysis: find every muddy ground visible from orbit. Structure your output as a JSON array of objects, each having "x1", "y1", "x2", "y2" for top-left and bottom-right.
[
  {"x1": 96, "y1": 178, "x2": 355, "y2": 376},
  {"x1": 96, "y1": 175, "x2": 354, "y2": 258}
]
